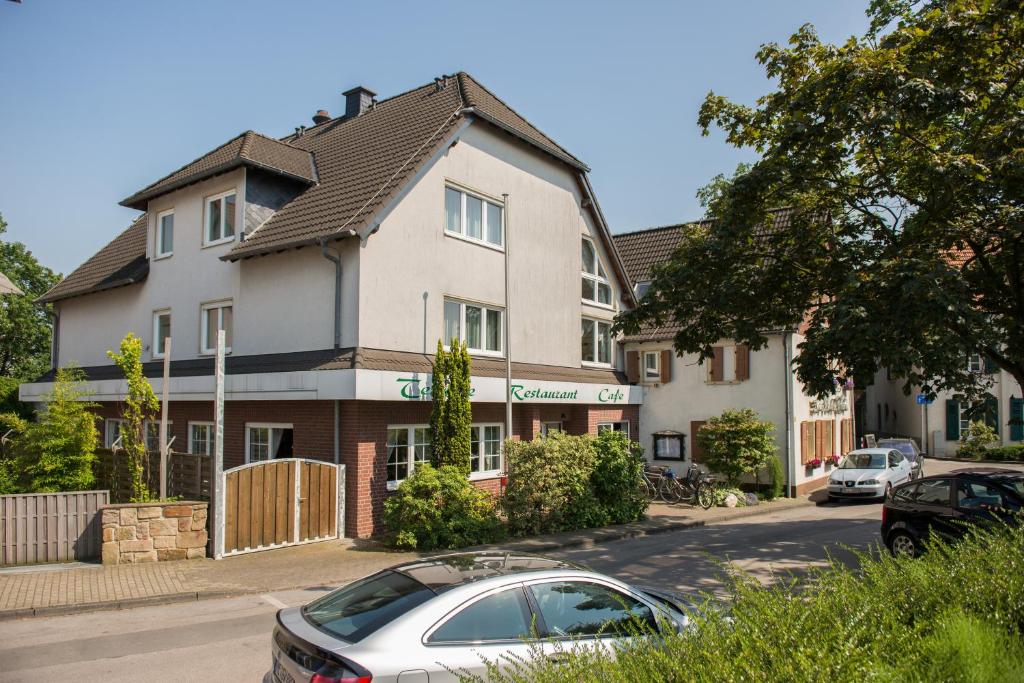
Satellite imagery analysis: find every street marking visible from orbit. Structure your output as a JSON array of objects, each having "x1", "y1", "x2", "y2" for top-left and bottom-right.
[{"x1": 261, "y1": 594, "x2": 288, "y2": 609}]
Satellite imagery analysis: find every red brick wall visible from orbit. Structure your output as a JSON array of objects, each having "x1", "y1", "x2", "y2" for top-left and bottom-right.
[{"x1": 94, "y1": 399, "x2": 641, "y2": 539}]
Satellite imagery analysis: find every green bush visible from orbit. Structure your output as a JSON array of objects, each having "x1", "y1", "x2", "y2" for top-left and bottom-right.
[
  {"x1": 383, "y1": 463, "x2": 502, "y2": 550},
  {"x1": 697, "y1": 408, "x2": 777, "y2": 485},
  {"x1": 709, "y1": 485, "x2": 747, "y2": 507},
  {"x1": 983, "y1": 445, "x2": 1024, "y2": 462},
  {"x1": 471, "y1": 520, "x2": 1024, "y2": 682},
  {"x1": 957, "y1": 420, "x2": 999, "y2": 459},
  {"x1": 763, "y1": 454, "x2": 785, "y2": 500},
  {"x1": 591, "y1": 430, "x2": 647, "y2": 525}
]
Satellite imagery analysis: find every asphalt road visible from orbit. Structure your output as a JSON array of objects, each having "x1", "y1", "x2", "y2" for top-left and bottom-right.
[{"x1": 0, "y1": 496, "x2": 888, "y2": 682}]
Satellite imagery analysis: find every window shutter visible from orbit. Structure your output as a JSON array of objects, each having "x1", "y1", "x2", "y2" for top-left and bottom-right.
[
  {"x1": 1010, "y1": 397, "x2": 1024, "y2": 442},
  {"x1": 985, "y1": 394, "x2": 999, "y2": 435},
  {"x1": 800, "y1": 422, "x2": 814, "y2": 464},
  {"x1": 625, "y1": 351, "x2": 640, "y2": 384},
  {"x1": 709, "y1": 347, "x2": 724, "y2": 382},
  {"x1": 841, "y1": 418, "x2": 854, "y2": 455},
  {"x1": 826, "y1": 420, "x2": 834, "y2": 457},
  {"x1": 690, "y1": 421, "x2": 707, "y2": 463},
  {"x1": 660, "y1": 349, "x2": 673, "y2": 383},
  {"x1": 814, "y1": 420, "x2": 825, "y2": 459},
  {"x1": 945, "y1": 400, "x2": 960, "y2": 441},
  {"x1": 735, "y1": 344, "x2": 750, "y2": 381}
]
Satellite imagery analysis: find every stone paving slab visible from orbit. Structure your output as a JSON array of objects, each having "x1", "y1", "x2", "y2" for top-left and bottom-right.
[{"x1": 0, "y1": 494, "x2": 814, "y2": 620}]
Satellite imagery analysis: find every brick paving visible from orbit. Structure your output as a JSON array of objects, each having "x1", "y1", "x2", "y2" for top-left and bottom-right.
[{"x1": 0, "y1": 495, "x2": 813, "y2": 618}]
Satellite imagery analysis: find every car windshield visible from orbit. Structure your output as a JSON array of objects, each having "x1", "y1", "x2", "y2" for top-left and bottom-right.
[
  {"x1": 839, "y1": 453, "x2": 886, "y2": 469},
  {"x1": 302, "y1": 570, "x2": 435, "y2": 643}
]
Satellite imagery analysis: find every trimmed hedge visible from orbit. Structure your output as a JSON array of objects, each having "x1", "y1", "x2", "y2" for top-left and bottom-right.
[
  {"x1": 978, "y1": 445, "x2": 1024, "y2": 462},
  {"x1": 471, "y1": 521, "x2": 1024, "y2": 682}
]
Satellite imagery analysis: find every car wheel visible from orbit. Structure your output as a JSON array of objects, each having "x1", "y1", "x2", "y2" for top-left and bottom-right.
[{"x1": 888, "y1": 531, "x2": 918, "y2": 558}]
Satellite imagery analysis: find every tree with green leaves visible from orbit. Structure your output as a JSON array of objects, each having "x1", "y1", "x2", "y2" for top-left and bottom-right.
[
  {"x1": 0, "y1": 213, "x2": 61, "y2": 382},
  {"x1": 617, "y1": 0, "x2": 1024, "y2": 403},
  {"x1": 108, "y1": 333, "x2": 159, "y2": 501},
  {"x1": 696, "y1": 409, "x2": 777, "y2": 486},
  {"x1": 428, "y1": 339, "x2": 472, "y2": 473},
  {"x1": 14, "y1": 367, "x2": 99, "y2": 492}
]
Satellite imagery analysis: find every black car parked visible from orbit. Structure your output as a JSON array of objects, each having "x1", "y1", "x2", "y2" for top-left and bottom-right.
[{"x1": 880, "y1": 468, "x2": 1024, "y2": 557}]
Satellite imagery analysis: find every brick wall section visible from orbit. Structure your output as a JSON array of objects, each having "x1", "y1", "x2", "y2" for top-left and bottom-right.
[{"x1": 94, "y1": 399, "x2": 641, "y2": 539}]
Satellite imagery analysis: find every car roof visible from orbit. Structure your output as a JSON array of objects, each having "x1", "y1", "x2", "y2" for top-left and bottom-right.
[
  {"x1": 389, "y1": 552, "x2": 587, "y2": 593},
  {"x1": 847, "y1": 448, "x2": 895, "y2": 455},
  {"x1": 950, "y1": 467, "x2": 1024, "y2": 477},
  {"x1": 877, "y1": 438, "x2": 914, "y2": 443}
]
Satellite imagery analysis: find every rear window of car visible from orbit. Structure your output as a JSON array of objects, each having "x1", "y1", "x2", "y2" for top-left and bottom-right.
[
  {"x1": 302, "y1": 570, "x2": 435, "y2": 643},
  {"x1": 891, "y1": 483, "x2": 918, "y2": 504},
  {"x1": 880, "y1": 442, "x2": 916, "y2": 457}
]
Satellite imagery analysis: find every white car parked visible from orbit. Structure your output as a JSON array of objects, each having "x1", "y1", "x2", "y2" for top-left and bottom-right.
[{"x1": 827, "y1": 448, "x2": 914, "y2": 501}]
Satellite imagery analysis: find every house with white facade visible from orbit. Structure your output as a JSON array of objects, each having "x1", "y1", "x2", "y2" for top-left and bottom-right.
[
  {"x1": 863, "y1": 357, "x2": 1024, "y2": 457},
  {"x1": 613, "y1": 222, "x2": 855, "y2": 495},
  {"x1": 21, "y1": 73, "x2": 641, "y2": 537}
]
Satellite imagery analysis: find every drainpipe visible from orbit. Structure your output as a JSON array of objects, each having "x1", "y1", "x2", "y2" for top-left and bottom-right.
[
  {"x1": 783, "y1": 331, "x2": 794, "y2": 498},
  {"x1": 320, "y1": 238, "x2": 342, "y2": 350},
  {"x1": 320, "y1": 238, "x2": 343, "y2": 465},
  {"x1": 49, "y1": 309, "x2": 60, "y2": 369}
]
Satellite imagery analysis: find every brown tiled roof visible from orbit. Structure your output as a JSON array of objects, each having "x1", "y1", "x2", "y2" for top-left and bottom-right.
[
  {"x1": 37, "y1": 214, "x2": 149, "y2": 304},
  {"x1": 120, "y1": 131, "x2": 316, "y2": 211},
  {"x1": 34, "y1": 346, "x2": 625, "y2": 385},
  {"x1": 49, "y1": 72, "x2": 607, "y2": 302}
]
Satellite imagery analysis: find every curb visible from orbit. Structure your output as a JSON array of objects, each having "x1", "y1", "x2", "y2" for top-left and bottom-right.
[{"x1": 0, "y1": 496, "x2": 814, "y2": 621}]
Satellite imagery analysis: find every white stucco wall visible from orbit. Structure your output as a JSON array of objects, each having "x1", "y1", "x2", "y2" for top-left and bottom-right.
[{"x1": 357, "y1": 123, "x2": 624, "y2": 368}]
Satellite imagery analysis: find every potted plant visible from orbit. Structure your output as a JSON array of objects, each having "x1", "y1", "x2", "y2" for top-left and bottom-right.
[{"x1": 805, "y1": 458, "x2": 822, "y2": 471}]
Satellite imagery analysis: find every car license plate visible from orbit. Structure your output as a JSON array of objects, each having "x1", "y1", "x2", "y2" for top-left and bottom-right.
[
  {"x1": 842, "y1": 487, "x2": 857, "y2": 493},
  {"x1": 273, "y1": 657, "x2": 296, "y2": 683}
]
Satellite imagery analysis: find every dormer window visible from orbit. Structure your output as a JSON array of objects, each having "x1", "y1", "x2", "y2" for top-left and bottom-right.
[
  {"x1": 582, "y1": 238, "x2": 611, "y2": 306},
  {"x1": 204, "y1": 190, "x2": 236, "y2": 246},
  {"x1": 156, "y1": 210, "x2": 174, "y2": 258}
]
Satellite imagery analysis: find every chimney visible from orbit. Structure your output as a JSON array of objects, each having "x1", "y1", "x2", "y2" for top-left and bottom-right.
[
  {"x1": 342, "y1": 86, "x2": 376, "y2": 118},
  {"x1": 312, "y1": 109, "x2": 331, "y2": 125}
]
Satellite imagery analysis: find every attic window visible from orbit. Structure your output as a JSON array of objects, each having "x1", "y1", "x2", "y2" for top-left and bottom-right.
[
  {"x1": 444, "y1": 184, "x2": 503, "y2": 248},
  {"x1": 205, "y1": 190, "x2": 236, "y2": 246},
  {"x1": 582, "y1": 238, "x2": 611, "y2": 306}
]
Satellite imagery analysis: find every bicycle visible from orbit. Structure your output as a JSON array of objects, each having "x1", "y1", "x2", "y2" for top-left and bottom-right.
[
  {"x1": 658, "y1": 465, "x2": 714, "y2": 509},
  {"x1": 640, "y1": 463, "x2": 666, "y2": 500}
]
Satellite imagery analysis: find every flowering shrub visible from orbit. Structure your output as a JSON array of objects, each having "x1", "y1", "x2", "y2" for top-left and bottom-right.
[
  {"x1": 827, "y1": 454, "x2": 841, "y2": 467},
  {"x1": 806, "y1": 458, "x2": 823, "y2": 468}
]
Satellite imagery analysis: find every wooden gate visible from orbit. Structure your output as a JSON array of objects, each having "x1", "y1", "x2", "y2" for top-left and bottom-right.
[{"x1": 220, "y1": 459, "x2": 343, "y2": 556}]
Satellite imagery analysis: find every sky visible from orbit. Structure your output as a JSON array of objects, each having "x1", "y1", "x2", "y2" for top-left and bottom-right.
[{"x1": 0, "y1": 0, "x2": 871, "y2": 276}]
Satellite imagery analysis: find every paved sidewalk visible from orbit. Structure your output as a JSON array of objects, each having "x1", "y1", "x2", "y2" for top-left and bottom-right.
[{"x1": 0, "y1": 494, "x2": 813, "y2": 620}]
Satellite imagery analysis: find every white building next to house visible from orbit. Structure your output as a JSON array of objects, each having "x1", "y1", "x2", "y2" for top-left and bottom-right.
[{"x1": 613, "y1": 222, "x2": 856, "y2": 495}]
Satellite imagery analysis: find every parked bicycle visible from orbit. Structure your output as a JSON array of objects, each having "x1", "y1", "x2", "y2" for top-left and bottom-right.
[{"x1": 641, "y1": 463, "x2": 714, "y2": 509}]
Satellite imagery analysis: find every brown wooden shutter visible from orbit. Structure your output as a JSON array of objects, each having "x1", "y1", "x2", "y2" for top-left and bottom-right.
[
  {"x1": 814, "y1": 420, "x2": 833, "y2": 460},
  {"x1": 660, "y1": 349, "x2": 672, "y2": 383},
  {"x1": 800, "y1": 422, "x2": 814, "y2": 464},
  {"x1": 735, "y1": 344, "x2": 750, "y2": 381},
  {"x1": 709, "y1": 347, "x2": 724, "y2": 382},
  {"x1": 826, "y1": 420, "x2": 834, "y2": 457},
  {"x1": 625, "y1": 351, "x2": 640, "y2": 384},
  {"x1": 840, "y1": 418, "x2": 853, "y2": 455},
  {"x1": 690, "y1": 421, "x2": 707, "y2": 463}
]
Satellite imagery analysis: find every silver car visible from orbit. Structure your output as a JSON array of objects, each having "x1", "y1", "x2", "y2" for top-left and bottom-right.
[{"x1": 270, "y1": 552, "x2": 699, "y2": 683}]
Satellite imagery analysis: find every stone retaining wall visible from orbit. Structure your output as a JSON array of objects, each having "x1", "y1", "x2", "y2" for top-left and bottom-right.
[{"x1": 101, "y1": 502, "x2": 208, "y2": 564}]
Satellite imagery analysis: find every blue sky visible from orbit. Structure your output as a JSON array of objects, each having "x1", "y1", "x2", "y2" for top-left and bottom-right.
[{"x1": 0, "y1": 0, "x2": 870, "y2": 275}]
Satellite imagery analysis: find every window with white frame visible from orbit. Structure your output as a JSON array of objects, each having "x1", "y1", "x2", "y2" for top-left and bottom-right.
[
  {"x1": 144, "y1": 420, "x2": 172, "y2": 452},
  {"x1": 200, "y1": 301, "x2": 233, "y2": 354},
  {"x1": 581, "y1": 318, "x2": 612, "y2": 365},
  {"x1": 541, "y1": 421, "x2": 563, "y2": 437},
  {"x1": 152, "y1": 310, "x2": 171, "y2": 359},
  {"x1": 471, "y1": 424, "x2": 503, "y2": 475},
  {"x1": 245, "y1": 423, "x2": 293, "y2": 462},
  {"x1": 156, "y1": 209, "x2": 174, "y2": 258},
  {"x1": 444, "y1": 185, "x2": 503, "y2": 247},
  {"x1": 643, "y1": 351, "x2": 660, "y2": 381},
  {"x1": 444, "y1": 298, "x2": 503, "y2": 355},
  {"x1": 386, "y1": 426, "x2": 431, "y2": 487},
  {"x1": 582, "y1": 238, "x2": 611, "y2": 305},
  {"x1": 634, "y1": 281, "x2": 651, "y2": 299},
  {"x1": 653, "y1": 432, "x2": 683, "y2": 460},
  {"x1": 968, "y1": 353, "x2": 984, "y2": 374},
  {"x1": 189, "y1": 422, "x2": 214, "y2": 455},
  {"x1": 104, "y1": 418, "x2": 125, "y2": 448},
  {"x1": 597, "y1": 421, "x2": 630, "y2": 439},
  {"x1": 204, "y1": 190, "x2": 236, "y2": 245}
]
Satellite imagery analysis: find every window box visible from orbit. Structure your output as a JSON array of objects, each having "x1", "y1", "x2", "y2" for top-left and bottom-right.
[
  {"x1": 444, "y1": 298, "x2": 503, "y2": 356},
  {"x1": 444, "y1": 184, "x2": 504, "y2": 249}
]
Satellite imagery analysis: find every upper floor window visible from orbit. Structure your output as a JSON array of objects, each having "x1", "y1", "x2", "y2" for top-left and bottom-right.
[
  {"x1": 582, "y1": 317, "x2": 612, "y2": 365},
  {"x1": 152, "y1": 310, "x2": 171, "y2": 359},
  {"x1": 444, "y1": 298, "x2": 503, "y2": 356},
  {"x1": 156, "y1": 210, "x2": 174, "y2": 258},
  {"x1": 634, "y1": 280, "x2": 651, "y2": 299},
  {"x1": 445, "y1": 185, "x2": 503, "y2": 247},
  {"x1": 205, "y1": 190, "x2": 236, "y2": 246},
  {"x1": 201, "y1": 301, "x2": 233, "y2": 354},
  {"x1": 643, "y1": 351, "x2": 660, "y2": 381},
  {"x1": 582, "y1": 239, "x2": 611, "y2": 306}
]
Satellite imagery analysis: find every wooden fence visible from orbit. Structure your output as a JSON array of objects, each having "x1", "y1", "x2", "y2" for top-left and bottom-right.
[
  {"x1": 94, "y1": 449, "x2": 212, "y2": 503},
  {"x1": 1, "y1": 490, "x2": 109, "y2": 565}
]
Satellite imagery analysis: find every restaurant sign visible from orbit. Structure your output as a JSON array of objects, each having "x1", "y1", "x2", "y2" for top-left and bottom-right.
[
  {"x1": 810, "y1": 396, "x2": 849, "y2": 415},
  {"x1": 365, "y1": 371, "x2": 637, "y2": 404}
]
